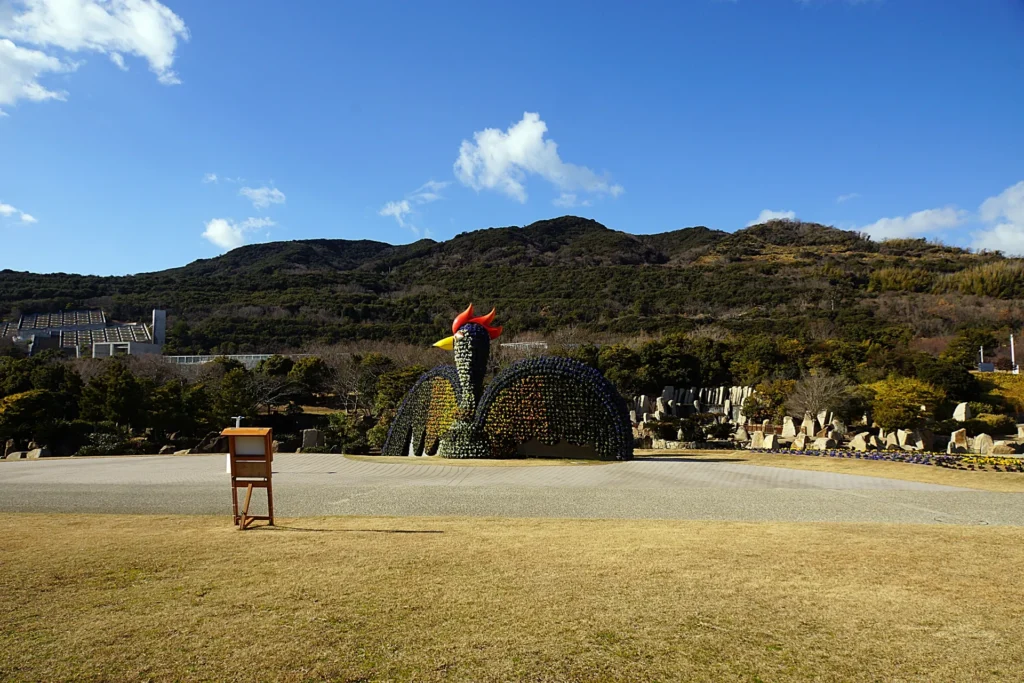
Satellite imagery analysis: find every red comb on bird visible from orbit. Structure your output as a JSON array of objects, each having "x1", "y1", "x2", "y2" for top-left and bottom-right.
[{"x1": 452, "y1": 303, "x2": 503, "y2": 339}]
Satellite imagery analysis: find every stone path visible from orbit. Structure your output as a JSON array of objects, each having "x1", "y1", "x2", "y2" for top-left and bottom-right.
[{"x1": 0, "y1": 454, "x2": 1022, "y2": 525}]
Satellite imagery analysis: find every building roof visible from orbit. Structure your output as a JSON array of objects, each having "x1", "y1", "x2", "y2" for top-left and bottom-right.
[
  {"x1": 0, "y1": 321, "x2": 17, "y2": 338},
  {"x1": 62, "y1": 325, "x2": 153, "y2": 347},
  {"x1": 19, "y1": 309, "x2": 106, "y2": 331}
]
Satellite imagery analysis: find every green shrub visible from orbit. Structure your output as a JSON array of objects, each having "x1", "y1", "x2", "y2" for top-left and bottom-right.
[{"x1": 974, "y1": 413, "x2": 1017, "y2": 435}]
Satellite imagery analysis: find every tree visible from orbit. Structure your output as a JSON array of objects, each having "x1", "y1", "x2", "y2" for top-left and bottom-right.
[
  {"x1": 0, "y1": 390, "x2": 58, "y2": 442},
  {"x1": 255, "y1": 354, "x2": 294, "y2": 377},
  {"x1": 867, "y1": 376, "x2": 945, "y2": 430},
  {"x1": 785, "y1": 373, "x2": 853, "y2": 420},
  {"x1": 148, "y1": 380, "x2": 212, "y2": 439},
  {"x1": 941, "y1": 329, "x2": 998, "y2": 368},
  {"x1": 79, "y1": 361, "x2": 146, "y2": 430},
  {"x1": 375, "y1": 365, "x2": 427, "y2": 415},
  {"x1": 597, "y1": 344, "x2": 643, "y2": 398},
  {"x1": 288, "y1": 356, "x2": 334, "y2": 399},
  {"x1": 741, "y1": 379, "x2": 796, "y2": 423}
]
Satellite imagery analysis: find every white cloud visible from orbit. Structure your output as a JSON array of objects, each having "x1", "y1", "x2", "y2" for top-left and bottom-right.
[
  {"x1": 202, "y1": 172, "x2": 218, "y2": 184},
  {"x1": 0, "y1": 199, "x2": 36, "y2": 223},
  {"x1": 860, "y1": 206, "x2": 966, "y2": 240},
  {"x1": 201, "y1": 217, "x2": 275, "y2": 251},
  {"x1": 836, "y1": 192, "x2": 860, "y2": 203},
  {"x1": 454, "y1": 112, "x2": 624, "y2": 203},
  {"x1": 0, "y1": 37, "x2": 72, "y2": 113},
  {"x1": 972, "y1": 180, "x2": 1024, "y2": 256},
  {"x1": 0, "y1": 0, "x2": 189, "y2": 112},
  {"x1": 552, "y1": 192, "x2": 592, "y2": 208},
  {"x1": 240, "y1": 186, "x2": 285, "y2": 209},
  {"x1": 379, "y1": 199, "x2": 411, "y2": 228},
  {"x1": 379, "y1": 180, "x2": 450, "y2": 233},
  {"x1": 747, "y1": 209, "x2": 796, "y2": 226}
]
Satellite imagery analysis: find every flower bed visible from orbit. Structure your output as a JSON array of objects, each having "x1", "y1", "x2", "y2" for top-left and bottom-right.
[{"x1": 747, "y1": 448, "x2": 1024, "y2": 472}]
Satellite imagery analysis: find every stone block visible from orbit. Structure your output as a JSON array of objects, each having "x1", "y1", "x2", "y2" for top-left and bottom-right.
[
  {"x1": 1018, "y1": 424, "x2": 1024, "y2": 440},
  {"x1": 849, "y1": 433, "x2": 870, "y2": 451},
  {"x1": 992, "y1": 442, "x2": 1019, "y2": 455},
  {"x1": 781, "y1": 416, "x2": 797, "y2": 438},
  {"x1": 800, "y1": 413, "x2": 818, "y2": 436},
  {"x1": 301, "y1": 428, "x2": 324, "y2": 451},
  {"x1": 174, "y1": 449, "x2": 190, "y2": 455},
  {"x1": 811, "y1": 437, "x2": 836, "y2": 450},
  {"x1": 953, "y1": 402, "x2": 972, "y2": 422},
  {"x1": 763, "y1": 434, "x2": 779, "y2": 450},
  {"x1": 947, "y1": 428, "x2": 968, "y2": 454},
  {"x1": 972, "y1": 433, "x2": 994, "y2": 455},
  {"x1": 884, "y1": 432, "x2": 900, "y2": 450},
  {"x1": 734, "y1": 427, "x2": 750, "y2": 442},
  {"x1": 3, "y1": 439, "x2": 15, "y2": 458},
  {"x1": 792, "y1": 432, "x2": 808, "y2": 450},
  {"x1": 6, "y1": 451, "x2": 28, "y2": 460},
  {"x1": 158, "y1": 445, "x2": 176, "y2": 455},
  {"x1": 26, "y1": 448, "x2": 49, "y2": 459},
  {"x1": 830, "y1": 419, "x2": 847, "y2": 437},
  {"x1": 749, "y1": 431, "x2": 765, "y2": 449}
]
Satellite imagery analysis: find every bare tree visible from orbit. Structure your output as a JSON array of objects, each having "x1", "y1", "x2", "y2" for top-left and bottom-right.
[{"x1": 785, "y1": 373, "x2": 853, "y2": 419}]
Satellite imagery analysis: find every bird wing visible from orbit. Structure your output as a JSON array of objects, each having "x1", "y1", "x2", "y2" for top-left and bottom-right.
[
  {"x1": 381, "y1": 365, "x2": 462, "y2": 456},
  {"x1": 476, "y1": 357, "x2": 633, "y2": 460}
]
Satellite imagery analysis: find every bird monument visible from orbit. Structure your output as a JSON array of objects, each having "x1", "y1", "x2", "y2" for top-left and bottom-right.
[{"x1": 382, "y1": 304, "x2": 633, "y2": 460}]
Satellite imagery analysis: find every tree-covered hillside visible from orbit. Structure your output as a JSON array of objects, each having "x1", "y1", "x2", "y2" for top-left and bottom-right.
[{"x1": 1, "y1": 216, "x2": 1022, "y2": 354}]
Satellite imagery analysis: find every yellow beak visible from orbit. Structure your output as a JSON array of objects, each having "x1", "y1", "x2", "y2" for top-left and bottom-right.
[{"x1": 433, "y1": 335, "x2": 455, "y2": 351}]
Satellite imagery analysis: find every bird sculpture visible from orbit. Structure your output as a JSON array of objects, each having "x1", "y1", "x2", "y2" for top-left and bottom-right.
[{"x1": 382, "y1": 304, "x2": 633, "y2": 460}]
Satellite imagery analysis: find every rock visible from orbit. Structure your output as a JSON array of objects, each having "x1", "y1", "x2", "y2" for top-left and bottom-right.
[
  {"x1": 2, "y1": 439, "x2": 14, "y2": 458},
  {"x1": 27, "y1": 441, "x2": 39, "y2": 450},
  {"x1": 653, "y1": 410, "x2": 666, "y2": 421},
  {"x1": 953, "y1": 402, "x2": 972, "y2": 422},
  {"x1": 811, "y1": 437, "x2": 836, "y2": 451},
  {"x1": 972, "y1": 433, "x2": 994, "y2": 455},
  {"x1": 736, "y1": 414, "x2": 747, "y2": 426},
  {"x1": 830, "y1": 419, "x2": 847, "y2": 436},
  {"x1": 884, "y1": 432, "x2": 900, "y2": 450},
  {"x1": 763, "y1": 434, "x2": 779, "y2": 449},
  {"x1": 5, "y1": 451, "x2": 28, "y2": 460},
  {"x1": 792, "y1": 432, "x2": 808, "y2": 450},
  {"x1": 992, "y1": 442, "x2": 1019, "y2": 455},
  {"x1": 1017, "y1": 424, "x2": 1024, "y2": 440},
  {"x1": 158, "y1": 445, "x2": 176, "y2": 455},
  {"x1": 749, "y1": 431, "x2": 765, "y2": 449},
  {"x1": 947, "y1": 428, "x2": 968, "y2": 454},
  {"x1": 867, "y1": 434, "x2": 883, "y2": 450},
  {"x1": 174, "y1": 449, "x2": 190, "y2": 455},
  {"x1": 26, "y1": 448, "x2": 50, "y2": 459},
  {"x1": 815, "y1": 426, "x2": 833, "y2": 438},
  {"x1": 817, "y1": 410, "x2": 830, "y2": 428},
  {"x1": 800, "y1": 413, "x2": 818, "y2": 436},
  {"x1": 629, "y1": 410, "x2": 637, "y2": 424},
  {"x1": 190, "y1": 431, "x2": 228, "y2": 454},
  {"x1": 781, "y1": 417, "x2": 797, "y2": 438},
  {"x1": 301, "y1": 429, "x2": 324, "y2": 451},
  {"x1": 734, "y1": 427, "x2": 750, "y2": 442},
  {"x1": 849, "y1": 433, "x2": 870, "y2": 451},
  {"x1": 652, "y1": 438, "x2": 666, "y2": 449},
  {"x1": 655, "y1": 397, "x2": 668, "y2": 414},
  {"x1": 272, "y1": 440, "x2": 281, "y2": 453}
]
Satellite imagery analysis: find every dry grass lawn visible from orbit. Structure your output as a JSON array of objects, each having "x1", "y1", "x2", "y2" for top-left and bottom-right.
[
  {"x1": 2, "y1": 514, "x2": 1023, "y2": 682},
  {"x1": 637, "y1": 449, "x2": 1024, "y2": 493}
]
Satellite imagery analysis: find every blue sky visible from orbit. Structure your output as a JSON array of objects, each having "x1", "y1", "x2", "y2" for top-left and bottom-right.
[{"x1": 1, "y1": 0, "x2": 1023, "y2": 275}]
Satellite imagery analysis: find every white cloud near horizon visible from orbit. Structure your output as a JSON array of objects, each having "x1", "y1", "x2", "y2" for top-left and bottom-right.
[
  {"x1": 0, "y1": 199, "x2": 38, "y2": 224},
  {"x1": 454, "y1": 112, "x2": 624, "y2": 203},
  {"x1": 0, "y1": 0, "x2": 189, "y2": 114},
  {"x1": 972, "y1": 180, "x2": 1024, "y2": 256},
  {"x1": 748, "y1": 209, "x2": 796, "y2": 226},
  {"x1": 202, "y1": 217, "x2": 275, "y2": 251},
  {"x1": 379, "y1": 180, "x2": 450, "y2": 236},
  {"x1": 837, "y1": 192, "x2": 860, "y2": 203},
  {"x1": 202, "y1": 172, "x2": 218, "y2": 183},
  {"x1": 240, "y1": 186, "x2": 286, "y2": 209},
  {"x1": 860, "y1": 206, "x2": 967, "y2": 240}
]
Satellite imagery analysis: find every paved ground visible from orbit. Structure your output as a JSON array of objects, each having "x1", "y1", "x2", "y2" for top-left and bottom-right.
[{"x1": 1, "y1": 453, "x2": 1022, "y2": 525}]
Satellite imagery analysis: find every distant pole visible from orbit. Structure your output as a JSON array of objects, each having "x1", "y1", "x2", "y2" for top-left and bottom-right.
[
  {"x1": 980, "y1": 345, "x2": 984, "y2": 365},
  {"x1": 233, "y1": 415, "x2": 244, "y2": 428},
  {"x1": 1013, "y1": 334, "x2": 1018, "y2": 374}
]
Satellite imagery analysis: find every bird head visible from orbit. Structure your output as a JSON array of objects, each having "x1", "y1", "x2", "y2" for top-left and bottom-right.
[{"x1": 433, "y1": 303, "x2": 502, "y2": 352}]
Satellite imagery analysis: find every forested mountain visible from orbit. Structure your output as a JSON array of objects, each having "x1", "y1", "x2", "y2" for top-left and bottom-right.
[{"x1": 2, "y1": 216, "x2": 1022, "y2": 354}]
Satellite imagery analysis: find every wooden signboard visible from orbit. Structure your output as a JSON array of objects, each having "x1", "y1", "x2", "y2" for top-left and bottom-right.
[{"x1": 223, "y1": 427, "x2": 274, "y2": 529}]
